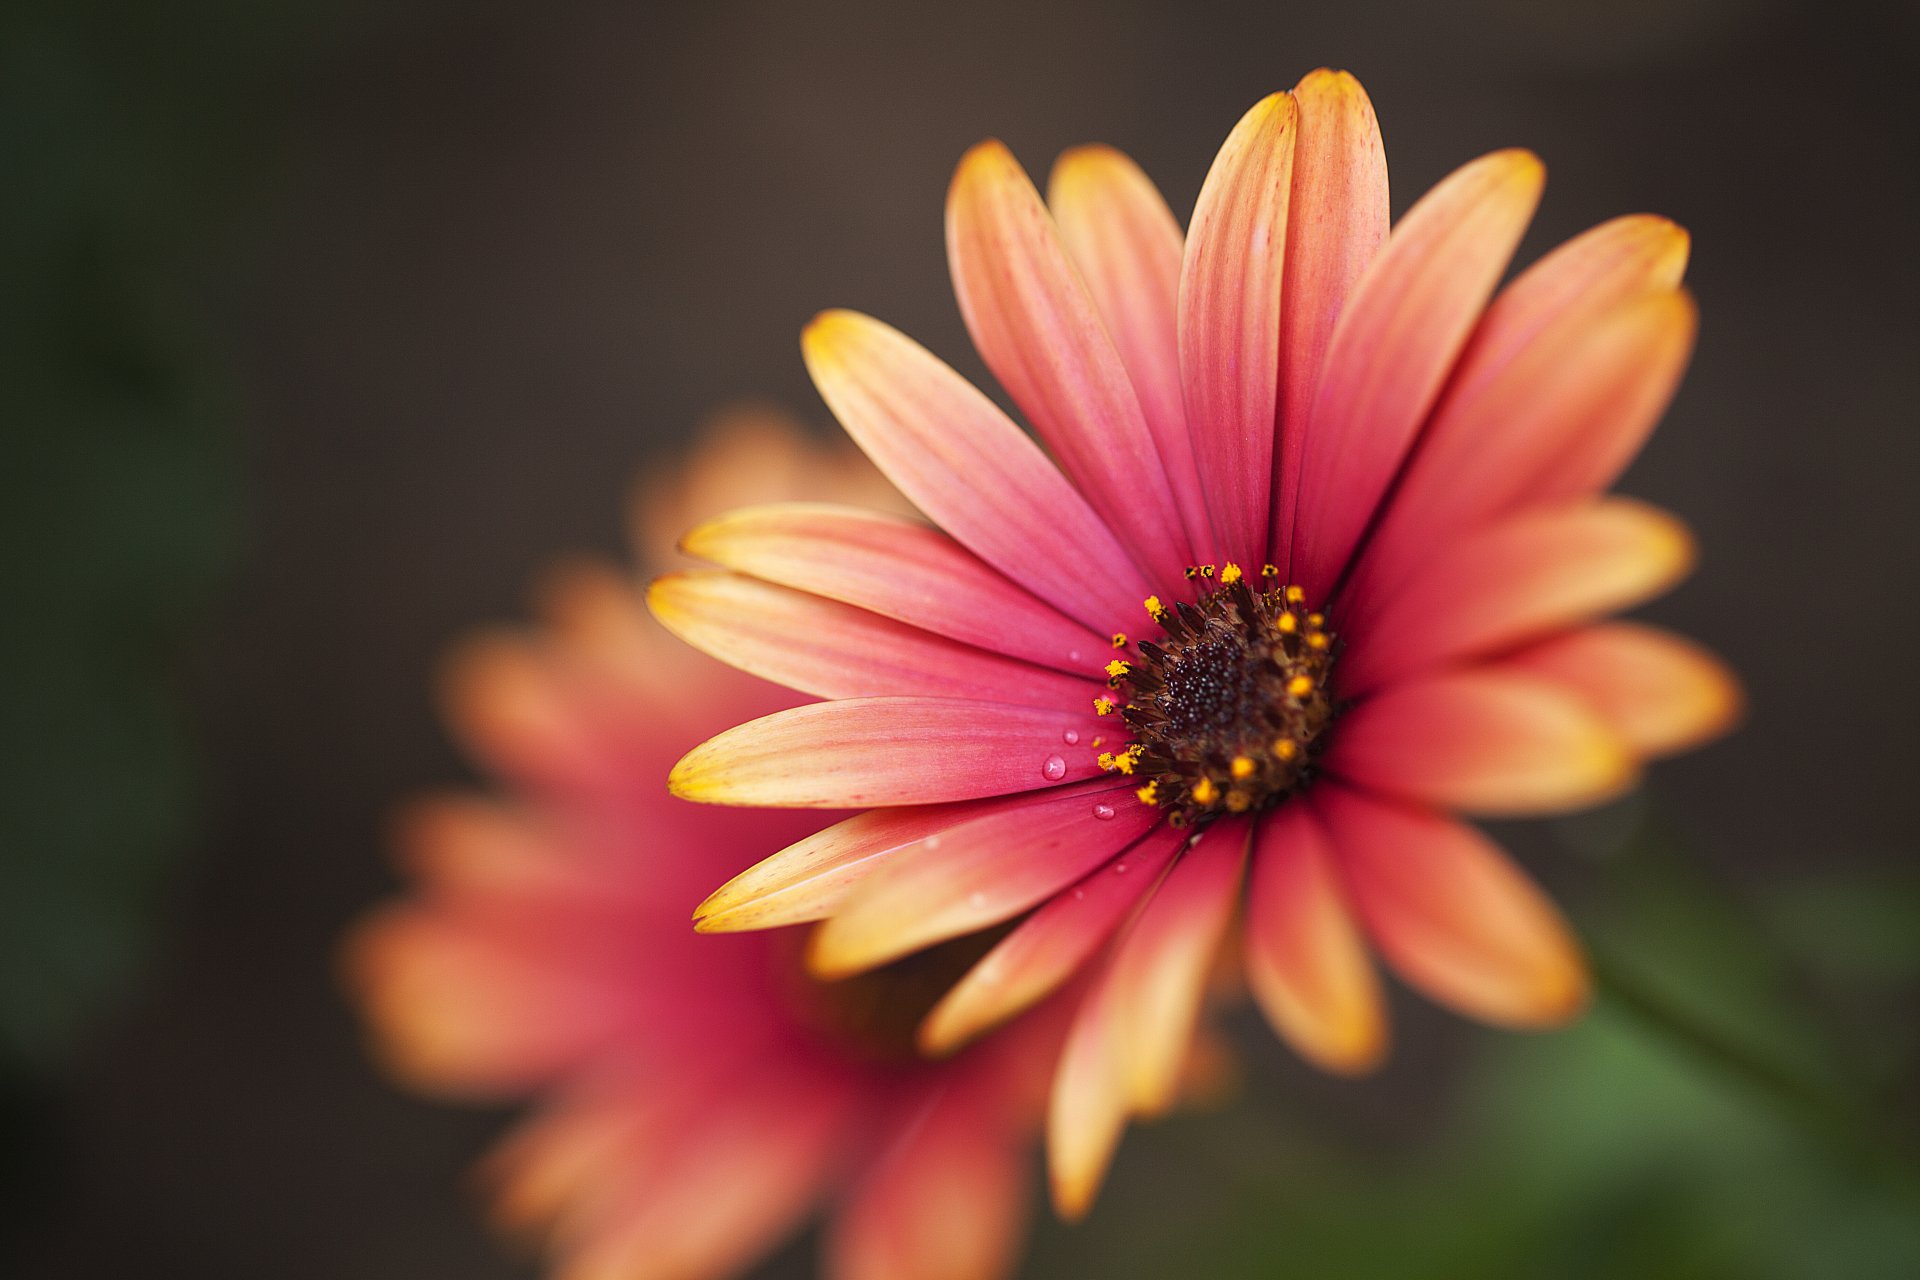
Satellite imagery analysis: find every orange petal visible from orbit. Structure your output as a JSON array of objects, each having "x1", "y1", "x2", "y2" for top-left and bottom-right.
[
  {"x1": 1178, "y1": 91, "x2": 1297, "y2": 566},
  {"x1": 1288, "y1": 149, "x2": 1544, "y2": 600},
  {"x1": 1340, "y1": 497, "x2": 1696, "y2": 695},
  {"x1": 802, "y1": 309, "x2": 1149, "y2": 633},
  {"x1": 1048, "y1": 145, "x2": 1213, "y2": 556},
  {"x1": 1047, "y1": 962, "x2": 1131, "y2": 1221},
  {"x1": 919, "y1": 825, "x2": 1184, "y2": 1054},
  {"x1": 947, "y1": 141, "x2": 1194, "y2": 585},
  {"x1": 679, "y1": 501, "x2": 1104, "y2": 674},
  {"x1": 1502, "y1": 621, "x2": 1744, "y2": 758},
  {"x1": 647, "y1": 570, "x2": 1097, "y2": 705},
  {"x1": 807, "y1": 782, "x2": 1159, "y2": 978},
  {"x1": 1326, "y1": 668, "x2": 1637, "y2": 816},
  {"x1": 669, "y1": 696, "x2": 1110, "y2": 809},
  {"x1": 1272, "y1": 68, "x2": 1390, "y2": 560},
  {"x1": 1316, "y1": 782, "x2": 1589, "y2": 1027},
  {"x1": 1243, "y1": 803, "x2": 1388, "y2": 1074}
]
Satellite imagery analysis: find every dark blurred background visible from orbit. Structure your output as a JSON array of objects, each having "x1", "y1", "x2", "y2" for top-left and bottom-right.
[{"x1": 4, "y1": 0, "x2": 1918, "y2": 1275}]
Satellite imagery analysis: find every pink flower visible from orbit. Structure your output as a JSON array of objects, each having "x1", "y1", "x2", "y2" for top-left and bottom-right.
[
  {"x1": 345, "y1": 415, "x2": 1067, "y2": 1280},
  {"x1": 654, "y1": 71, "x2": 1743, "y2": 1215}
]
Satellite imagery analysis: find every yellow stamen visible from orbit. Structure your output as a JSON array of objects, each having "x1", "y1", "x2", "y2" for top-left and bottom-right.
[
  {"x1": 1105, "y1": 659, "x2": 1131, "y2": 680},
  {"x1": 1113, "y1": 751, "x2": 1136, "y2": 775},
  {"x1": 1097, "y1": 752, "x2": 1118, "y2": 772},
  {"x1": 1307, "y1": 612, "x2": 1325, "y2": 628},
  {"x1": 1220, "y1": 562, "x2": 1242, "y2": 585},
  {"x1": 1230, "y1": 755, "x2": 1257, "y2": 780},
  {"x1": 1276, "y1": 612, "x2": 1298, "y2": 633},
  {"x1": 1287, "y1": 674, "x2": 1315, "y2": 698},
  {"x1": 1307, "y1": 632, "x2": 1330, "y2": 650},
  {"x1": 1136, "y1": 781, "x2": 1160, "y2": 805},
  {"x1": 1274, "y1": 738, "x2": 1300, "y2": 761},
  {"x1": 1225, "y1": 790, "x2": 1253, "y2": 813},
  {"x1": 1285, "y1": 585, "x2": 1305, "y2": 604},
  {"x1": 1191, "y1": 777, "x2": 1219, "y2": 806},
  {"x1": 1144, "y1": 595, "x2": 1165, "y2": 619},
  {"x1": 1093, "y1": 696, "x2": 1116, "y2": 716},
  {"x1": 1261, "y1": 564, "x2": 1279, "y2": 578}
]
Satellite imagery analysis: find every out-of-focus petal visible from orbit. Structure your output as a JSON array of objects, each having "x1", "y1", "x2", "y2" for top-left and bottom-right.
[
  {"x1": 670, "y1": 696, "x2": 1110, "y2": 809},
  {"x1": 1047, "y1": 959, "x2": 1130, "y2": 1222},
  {"x1": 807, "y1": 782, "x2": 1160, "y2": 978},
  {"x1": 1243, "y1": 803, "x2": 1387, "y2": 1074},
  {"x1": 648, "y1": 571, "x2": 1099, "y2": 705},
  {"x1": 1502, "y1": 622, "x2": 1744, "y2": 758},
  {"x1": 1048, "y1": 145, "x2": 1214, "y2": 557},
  {"x1": 1316, "y1": 782, "x2": 1589, "y2": 1027},
  {"x1": 680, "y1": 502, "x2": 1104, "y2": 674},
  {"x1": 1178, "y1": 91, "x2": 1297, "y2": 567},
  {"x1": 802, "y1": 310, "x2": 1150, "y2": 633},
  {"x1": 1271, "y1": 68, "x2": 1389, "y2": 563},
  {"x1": 1326, "y1": 668, "x2": 1637, "y2": 816},
  {"x1": 1288, "y1": 149, "x2": 1544, "y2": 600},
  {"x1": 947, "y1": 142, "x2": 1194, "y2": 586},
  {"x1": 1340, "y1": 498, "x2": 1696, "y2": 696},
  {"x1": 919, "y1": 826, "x2": 1184, "y2": 1054}
]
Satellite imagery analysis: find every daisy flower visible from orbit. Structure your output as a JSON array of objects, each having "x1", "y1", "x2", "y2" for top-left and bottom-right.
[
  {"x1": 345, "y1": 412, "x2": 1070, "y2": 1280},
  {"x1": 654, "y1": 70, "x2": 1743, "y2": 1215}
]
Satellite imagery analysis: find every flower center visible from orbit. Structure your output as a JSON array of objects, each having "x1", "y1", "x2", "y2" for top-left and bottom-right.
[
  {"x1": 783, "y1": 927, "x2": 1007, "y2": 1062},
  {"x1": 1096, "y1": 564, "x2": 1338, "y2": 828}
]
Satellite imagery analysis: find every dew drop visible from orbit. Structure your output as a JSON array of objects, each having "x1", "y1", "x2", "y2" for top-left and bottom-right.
[
  {"x1": 1063, "y1": 729, "x2": 1080, "y2": 746},
  {"x1": 1113, "y1": 861, "x2": 1129, "y2": 874},
  {"x1": 1091, "y1": 802, "x2": 1116, "y2": 821},
  {"x1": 1068, "y1": 649, "x2": 1082, "y2": 663},
  {"x1": 1041, "y1": 754, "x2": 1067, "y2": 781}
]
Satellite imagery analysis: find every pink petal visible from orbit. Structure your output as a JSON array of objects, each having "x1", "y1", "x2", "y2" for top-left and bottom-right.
[
  {"x1": 680, "y1": 501, "x2": 1105, "y2": 674},
  {"x1": 1271, "y1": 68, "x2": 1390, "y2": 564},
  {"x1": 1048, "y1": 145, "x2": 1214, "y2": 557},
  {"x1": 807, "y1": 781, "x2": 1160, "y2": 977},
  {"x1": 1339, "y1": 498, "x2": 1696, "y2": 696},
  {"x1": 826, "y1": 1087, "x2": 1031, "y2": 1280},
  {"x1": 670, "y1": 696, "x2": 1111, "y2": 809},
  {"x1": 1346, "y1": 288, "x2": 1697, "y2": 609},
  {"x1": 1102, "y1": 818, "x2": 1250, "y2": 1114},
  {"x1": 1243, "y1": 803, "x2": 1387, "y2": 1075},
  {"x1": 1287, "y1": 149, "x2": 1545, "y2": 601},
  {"x1": 1315, "y1": 782, "x2": 1589, "y2": 1027},
  {"x1": 648, "y1": 570, "x2": 1100, "y2": 706},
  {"x1": 1178, "y1": 92, "x2": 1297, "y2": 567},
  {"x1": 919, "y1": 825, "x2": 1185, "y2": 1054},
  {"x1": 1325, "y1": 667, "x2": 1637, "y2": 816},
  {"x1": 802, "y1": 310, "x2": 1150, "y2": 633},
  {"x1": 947, "y1": 141, "x2": 1194, "y2": 586},
  {"x1": 1502, "y1": 622, "x2": 1744, "y2": 759}
]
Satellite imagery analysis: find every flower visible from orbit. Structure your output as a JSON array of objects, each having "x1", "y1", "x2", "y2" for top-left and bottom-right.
[
  {"x1": 344, "y1": 411, "x2": 1068, "y2": 1280},
  {"x1": 655, "y1": 69, "x2": 1744, "y2": 1216}
]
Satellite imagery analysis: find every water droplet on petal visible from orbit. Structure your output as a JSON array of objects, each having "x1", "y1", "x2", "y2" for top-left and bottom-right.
[
  {"x1": 1041, "y1": 754, "x2": 1067, "y2": 781},
  {"x1": 1068, "y1": 649, "x2": 1082, "y2": 663},
  {"x1": 1091, "y1": 802, "x2": 1116, "y2": 821},
  {"x1": 1063, "y1": 729, "x2": 1080, "y2": 746},
  {"x1": 1113, "y1": 861, "x2": 1129, "y2": 874}
]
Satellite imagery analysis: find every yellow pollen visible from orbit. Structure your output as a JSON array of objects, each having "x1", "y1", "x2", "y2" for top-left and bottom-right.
[
  {"x1": 1091, "y1": 736, "x2": 1105, "y2": 748},
  {"x1": 1308, "y1": 612, "x2": 1326, "y2": 628},
  {"x1": 1276, "y1": 612, "x2": 1298, "y2": 633},
  {"x1": 1191, "y1": 777, "x2": 1219, "y2": 806},
  {"x1": 1285, "y1": 585, "x2": 1305, "y2": 604},
  {"x1": 1287, "y1": 674, "x2": 1315, "y2": 698},
  {"x1": 1097, "y1": 752, "x2": 1118, "y2": 771},
  {"x1": 1220, "y1": 562, "x2": 1243, "y2": 585},
  {"x1": 1111, "y1": 632, "x2": 1128, "y2": 648},
  {"x1": 1105, "y1": 659, "x2": 1131, "y2": 680},
  {"x1": 1093, "y1": 696, "x2": 1116, "y2": 716},
  {"x1": 1230, "y1": 755, "x2": 1257, "y2": 780},
  {"x1": 1307, "y1": 632, "x2": 1330, "y2": 650},
  {"x1": 1261, "y1": 564, "x2": 1279, "y2": 578},
  {"x1": 1114, "y1": 752, "x2": 1136, "y2": 775},
  {"x1": 1136, "y1": 781, "x2": 1160, "y2": 805},
  {"x1": 1144, "y1": 595, "x2": 1165, "y2": 619},
  {"x1": 1274, "y1": 738, "x2": 1300, "y2": 761},
  {"x1": 1225, "y1": 790, "x2": 1252, "y2": 813}
]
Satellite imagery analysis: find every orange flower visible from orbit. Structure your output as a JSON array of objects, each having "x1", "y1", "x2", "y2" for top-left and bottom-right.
[
  {"x1": 344, "y1": 412, "x2": 1063, "y2": 1280},
  {"x1": 655, "y1": 71, "x2": 1743, "y2": 1215}
]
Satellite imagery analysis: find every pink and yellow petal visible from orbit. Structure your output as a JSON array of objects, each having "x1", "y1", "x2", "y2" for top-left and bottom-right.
[{"x1": 1502, "y1": 622, "x2": 1744, "y2": 758}]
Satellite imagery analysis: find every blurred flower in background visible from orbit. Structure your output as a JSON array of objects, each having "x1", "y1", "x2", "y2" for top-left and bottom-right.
[
  {"x1": 348, "y1": 412, "x2": 1091, "y2": 1280},
  {"x1": 655, "y1": 67, "x2": 1741, "y2": 1215}
]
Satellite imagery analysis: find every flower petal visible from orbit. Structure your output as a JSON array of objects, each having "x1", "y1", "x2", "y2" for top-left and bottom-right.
[
  {"x1": 1502, "y1": 622, "x2": 1744, "y2": 759},
  {"x1": 947, "y1": 141, "x2": 1194, "y2": 586},
  {"x1": 1178, "y1": 92, "x2": 1297, "y2": 567},
  {"x1": 1316, "y1": 782, "x2": 1589, "y2": 1027},
  {"x1": 1272, "y1": 68, "x2": 1390, "y2": 563},
  {"x1": 1288, "y1": 149, "x2": 1545, "y2": 600},
  {"x1": 680, "y1": 502, "x2": 1105, "y2": 674},
  {"x1": 919, "y1": 825, "x2": 1185, "y2": 1055},
  {"x1": 648, "y1": 570, "x2": 1100, "y2": 706},
  {"x1": 1347, "y1": 288, "x2": 1697, "y2": 610},
  {"x1": 803, "y1": 309, "x2": 1150, "y2": 632},
  {"x1": 826, "y1": 1087, "x2": 1031, "y2": 1280},
  {"x1": 1243, "y1": 803, "x2": 1387, "y2": 1075},
  {"x1": 1048, "y1": 145, "x2": 1214, "y2": 557},
  {"x1": 1325, "y1": 667, "x2": 1637, "y2": 816},
  {"x1": 670, "y1": 696, "x2": 1110, "y2": 809},
  {"x1": 1340, "y1": 497, "x2": 1696, "y2": 696},
  {"x1": 808, "y1": 781, "x2": 1159, "y2": 978},
  {"x1": 1103, "y1": 818, "x2": 1249, "y2": 1114},
  {"x1": 1047, "y1": 959, "x2": 1130, "y2": 1221}
]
